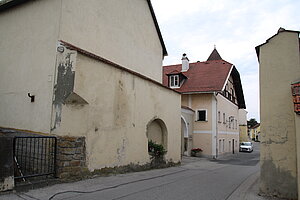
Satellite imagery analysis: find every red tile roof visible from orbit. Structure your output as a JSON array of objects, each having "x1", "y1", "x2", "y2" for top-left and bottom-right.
[{"x1": 163, "y1": 60, "x2": 233, "y2": 93}]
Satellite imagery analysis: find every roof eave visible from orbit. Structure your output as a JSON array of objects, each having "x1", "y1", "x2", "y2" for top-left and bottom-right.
[
  {"x1": 0, "y1": 0, "x2": 28, "y2": 12},
  {"x1": 147, "y1": 0, "x2": 168, "y2": 56},
  {"x1": 255, "y1": 29, "x2": 300, "y2": 61},
  {"x1": 181, "y1": 91, "x2": 218, "y2": 95},
  {"x1": 231, "y1": 67, "x2": 246, "y2": 109},
  {"x1": 221, "y1": 65, "x2": 234, "y2": 91}
]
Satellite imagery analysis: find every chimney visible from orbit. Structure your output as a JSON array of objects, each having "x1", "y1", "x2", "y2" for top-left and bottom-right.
[{"x1": 181, "y1": 53, "x2": 189, "y2": 72}]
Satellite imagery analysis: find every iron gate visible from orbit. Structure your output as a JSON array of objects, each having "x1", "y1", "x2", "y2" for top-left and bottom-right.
[{"x1": 13, "y1": 136, "x2": 57, "y2": 180}]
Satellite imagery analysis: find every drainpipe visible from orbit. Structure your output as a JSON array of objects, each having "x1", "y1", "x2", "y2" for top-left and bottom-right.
[{"x1": 212, "y1": 92, "x2": 218, "y2": 159}]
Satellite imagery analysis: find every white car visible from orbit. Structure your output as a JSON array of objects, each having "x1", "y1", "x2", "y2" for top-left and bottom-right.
[{"x1": 239, "y1": 142, "x2": 253, "y2": 152}]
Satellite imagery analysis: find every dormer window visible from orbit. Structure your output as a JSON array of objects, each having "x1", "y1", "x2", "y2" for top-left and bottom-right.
[{"x1": 170, "y1": 75, "x2": 179, "y2": 88}]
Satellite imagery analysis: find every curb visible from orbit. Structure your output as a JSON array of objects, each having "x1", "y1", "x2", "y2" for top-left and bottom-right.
[{"x1": 227, "y1": 171, "x2": 261, "y2": 200}]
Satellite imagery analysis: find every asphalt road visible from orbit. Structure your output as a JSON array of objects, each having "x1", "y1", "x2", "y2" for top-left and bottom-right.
[{"x1": 2, "y1": 142, "x2": 260, "y2": 200}]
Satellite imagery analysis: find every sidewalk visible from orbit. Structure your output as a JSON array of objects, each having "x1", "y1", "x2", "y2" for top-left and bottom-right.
[
  {"x1": 0, "y1": 156, "x2": 284, "y2": 200},
  {"x1": 228, "y1": 172, "x2": 286, "y2": 200}
]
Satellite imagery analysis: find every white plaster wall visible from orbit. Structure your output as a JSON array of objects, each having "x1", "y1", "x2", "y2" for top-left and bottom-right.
[
  {"x1": 216, "y1": 94, "x2": 239, "y2": 155},
  {"x1": 53, "y1": 53, "x2": 181, "y2": 170},
  {"x1": 59, "y1": 0, "x2": 163, "y2": 83},
  {"x1": 0, "y1": 0, "x2": 61, "y2": 132},
  {"x1": 217, "y1": 94, "x2": 239, "y2": 133}
]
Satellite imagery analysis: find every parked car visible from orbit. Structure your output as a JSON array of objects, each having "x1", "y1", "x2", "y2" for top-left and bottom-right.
[{"x1": 239, "y1": 142, "x2": 253, "y2": 152}]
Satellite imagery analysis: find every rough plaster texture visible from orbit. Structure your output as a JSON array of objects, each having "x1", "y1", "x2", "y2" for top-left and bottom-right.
[
  {"x1": 52, "y1": 53, "x2": 181, "y2": 171},
  {"x1": 0, "y1": 0, "x2": 165, "y2": 132},
  {"x1": 258, "y1": 30, "x2": 300, "y2": 199},
  {"x1": 0, "y1": 0, "x2": 180, "y2": 175},
  {"x1": 147, "y1": 119, "x2": 168, "y2": 148},
  {"x1": 59, "y1": 0, "x2": 163, "y2": 83},
  {"x1": 0, "y1": 0, "x2": 61, "y2": 133}
]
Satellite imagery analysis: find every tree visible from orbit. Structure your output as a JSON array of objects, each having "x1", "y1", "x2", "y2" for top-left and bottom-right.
[{"x1": 247, "y1": 118, "x2": 258, "y2": 128}]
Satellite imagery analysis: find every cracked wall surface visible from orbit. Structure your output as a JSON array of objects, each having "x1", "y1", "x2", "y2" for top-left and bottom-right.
[
  {"x1": 259, "y1": 30, "x2": 300, "y2": 199},
  {"x1": 52, "y1": 52, "x2": 181, "y2": 171}
]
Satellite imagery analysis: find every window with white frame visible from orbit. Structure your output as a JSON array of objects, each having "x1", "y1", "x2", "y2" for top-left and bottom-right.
[
  {"x1": 169, "y1": 75, "x2": 179, "y2": 88},
  {"x1": 196, "y1": 110, "x2": 207, "y2": 121}
]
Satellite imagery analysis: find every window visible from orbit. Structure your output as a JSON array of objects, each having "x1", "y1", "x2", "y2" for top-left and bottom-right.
[
  {"x1": 196, "y1": 110, "x2": 207, "y2": 121},
  {"x1": 218, "y1": 111, "x2": 221, "y2": 123},
  {"x1": 169, "y1": 75, "x2": 179, "y2": 88},
  {"x1": 223, "y1": 113, "x2": 226, "y2": 124},
  {"x1": 223, "y1": 139, "x2": 225, "y2": 152}
]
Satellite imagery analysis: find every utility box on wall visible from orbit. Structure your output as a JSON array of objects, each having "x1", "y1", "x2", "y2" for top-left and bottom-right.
[
  {"x1": 291, "y1": 82, "x2": 300, "y2": 114},
  {"x1": 0, "y1": 137, "x2": 14, "y2": 192}
]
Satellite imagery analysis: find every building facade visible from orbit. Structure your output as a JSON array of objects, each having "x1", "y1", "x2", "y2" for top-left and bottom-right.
[
  {"x1": 256, "y1": 28, "x2": 300, "y2": 199},
  {"x1": 163, "y1": 49, "x2": 246, "y2": 158},
  {"x1": 0, "y1": 0, "x2": 181, "y2": 177},
  {"x1": 239, "y1": 109, "x2": 248, "y2": 142}
]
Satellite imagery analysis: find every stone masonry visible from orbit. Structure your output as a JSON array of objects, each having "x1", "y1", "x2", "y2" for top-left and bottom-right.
[{"x1": 56, "y1": 136, "x2": 89, "y2": 180}]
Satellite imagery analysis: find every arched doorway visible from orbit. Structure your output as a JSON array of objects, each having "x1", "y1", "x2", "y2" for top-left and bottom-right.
[
  {"x1": 146, "y1": 118, "x2": 168, "y2": 149},
  {"x1": 181, "y1": 116, "x2": 188, "y2": 155}
]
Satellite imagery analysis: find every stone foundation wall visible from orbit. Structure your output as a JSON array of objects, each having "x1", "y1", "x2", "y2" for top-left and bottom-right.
[{"x1": 56, "y1": 136, "x2": 89, "y2": 180}]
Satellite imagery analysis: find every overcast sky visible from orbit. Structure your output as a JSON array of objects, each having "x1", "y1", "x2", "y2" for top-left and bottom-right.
[{"x1": 151, "y1": 0, "x2": 300, "y2": 121}]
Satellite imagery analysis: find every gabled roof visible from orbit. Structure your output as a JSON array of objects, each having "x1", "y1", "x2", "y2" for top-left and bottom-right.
[
  {"x1": 255, "y1": 28, "x2": 300, "y2": 61},
  {"x1": 0, "y1": 0, "x2": 167, "y2": 56},
  {"x1": 146, "y1": 0, "x2": 168, "y2": 56},
  {"x1": 163, "y1": 60, "x2": 232, "y2": 93},
  {"x1": 207, "y1": 48, "x2": 222, "y2": 61},
  {"x1": 163, "y1": 53, "x2": 246, "y2": 109}
]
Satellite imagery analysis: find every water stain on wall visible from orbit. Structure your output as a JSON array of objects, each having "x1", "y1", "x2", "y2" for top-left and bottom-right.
[
  {"x1": 52, "y1": 50, "x2": 76, "y2": 131},
  {"x1": 260, "y1": 160, "x2": 297, "y2": 199}
]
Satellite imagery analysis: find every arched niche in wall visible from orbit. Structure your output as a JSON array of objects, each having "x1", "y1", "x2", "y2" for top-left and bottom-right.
[{"x1": 146, "y1": 118, "x2": 168, "y2": 149}]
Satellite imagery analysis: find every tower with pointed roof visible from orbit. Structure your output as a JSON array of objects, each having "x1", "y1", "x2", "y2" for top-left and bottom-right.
[{"x1": 207, "y1": 47, "x2": 223, "y2": 61}]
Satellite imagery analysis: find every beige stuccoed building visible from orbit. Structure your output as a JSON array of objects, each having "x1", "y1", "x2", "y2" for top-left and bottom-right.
[
  {"x1": 163, "y1": 49, "x2": 246, "y2": 158},
  {"x1": 256, "y1": 28, "x2": 300, "y2": 199},
  {"x1": 0, "y1": 0, "x2": 181, "y2": 179},
  {"x1": 238, "y1": 109, "x2": 248, "y2": 142}
]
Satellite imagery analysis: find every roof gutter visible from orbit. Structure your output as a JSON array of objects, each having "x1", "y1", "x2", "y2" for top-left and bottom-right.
[{"x1": 181, "y1": 91, "x2": 219, "y2": 95}]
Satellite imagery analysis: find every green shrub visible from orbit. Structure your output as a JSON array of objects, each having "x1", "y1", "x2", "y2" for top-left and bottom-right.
[{"x1": 148, "y1": 140, "x2": 167, "y2": 159}]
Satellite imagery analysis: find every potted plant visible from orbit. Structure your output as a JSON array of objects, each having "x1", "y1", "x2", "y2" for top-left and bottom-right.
[{"x1": 191, "y1": 148, "x2": 203, "y2": 157}]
